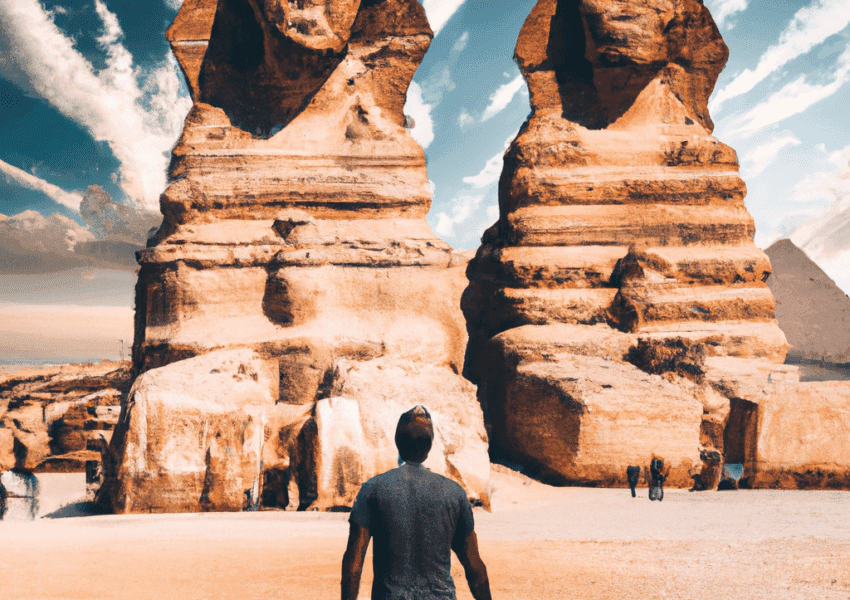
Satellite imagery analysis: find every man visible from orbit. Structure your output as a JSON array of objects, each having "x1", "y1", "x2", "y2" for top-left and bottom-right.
[{"x1": 341, "y1": 405, "x2": 492, "y2": 600}]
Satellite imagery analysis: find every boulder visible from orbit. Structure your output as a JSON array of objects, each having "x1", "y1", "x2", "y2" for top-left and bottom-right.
[
  {"x1": 738, "y1": 382, "x2": 850, "y2": 489},
  {"x1": 0, "y1": 469, "x2": 39, "y2": 521},
  {"x1": 100, "y1": 349, "x2": 285, "y2": 513},
  {"x1": 481, "y1": 327, "x2": 702, "y2": 487},
  {"x1": 311, "y1": 358, "x2": 490, "y2": 509}
]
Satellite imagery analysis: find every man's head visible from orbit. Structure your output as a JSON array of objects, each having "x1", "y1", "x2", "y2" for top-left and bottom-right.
[{"x1": 395, "y1": 405, "x2": 434, "y2": 464}]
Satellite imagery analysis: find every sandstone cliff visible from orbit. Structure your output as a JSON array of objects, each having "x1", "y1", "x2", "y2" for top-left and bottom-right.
[
  {"x1": 104, "y1": 0, "x2": 489, "y2": 513},
  {"x1": 463, "y1": 0, "x2": 792, "y2": 488}
]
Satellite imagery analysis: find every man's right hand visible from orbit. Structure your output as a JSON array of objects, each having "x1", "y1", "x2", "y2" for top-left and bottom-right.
[{"x1": 453, "y1": 531, "x2": 493, "y2": 600}]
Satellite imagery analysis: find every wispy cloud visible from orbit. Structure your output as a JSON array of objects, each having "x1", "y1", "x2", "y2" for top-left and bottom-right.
[
  {"x1": 711, "y1": 0, "x2": 850, "y2": 113},
  {"x1": 463, "y1": 151, "x2": 504, "y2": 188},
  {"x1": 452, "y1": 31, "x2": 469, "y2": 53},
  {"x1": 404, "y1": 82, "x2": 435, "y2": 148},
  {"x1": 0, "y1": 158, "x2": 83, "y2": 211},
  {"x1": 461, "y1": 132, "x2": 519, "y2": 188},
  {"x1": 790, "y1": 144, "x2": 850, "y2": 264},
  {"x1": 705, "y1": 0, "x2": 749, "y2": 30},
  {"x1": 0, "y1": 0, "x2": 191, "y2": 210},
  {"x1": 728, "y1": 45, "x2": 850, "y2": 138},
  {"x1": 741, "y1": 135, "x2": 801, "y2": 178},
  {"x1": 434, "y1": 194, "x2": 483, "y2": 238},
  {"x1": 422, "y1": 0, "x2": 467, "y2": 36},
  {"x1": 458, "y1": 110, "x2": 473, "y2": 127},
  {"x1": 481, "y1": 75, "x2": 526, "y2": 121},
  {"x1": 164, "y1": 0, "x2": 183, "y2": 9}
]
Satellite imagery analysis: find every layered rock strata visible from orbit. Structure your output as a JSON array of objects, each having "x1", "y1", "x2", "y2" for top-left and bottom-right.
[
  {"x1": 463, "y1": 0, "x2": 790, "y2": 487},
  {"x1": 106, "y1": 0, "x2": 489, "y2": 512},
  {"x1": 0, "y1": 362, "x2": 130, "y2": 474}
]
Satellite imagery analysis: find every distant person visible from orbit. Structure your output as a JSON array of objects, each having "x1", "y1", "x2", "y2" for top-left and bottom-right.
[
  {"x1": 649, "y1": 457, "x2": 668, "y2": 502},
  {"x1": 626, "y1": 466, "x2": 640, "y2": 497},
  {"x1": 341, "y1": 405, "x2": 492, "y2": 600}
]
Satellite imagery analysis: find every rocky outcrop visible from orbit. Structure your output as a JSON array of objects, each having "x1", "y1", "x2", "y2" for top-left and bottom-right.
[
  {"x1": 732, "y1": 382, "x2": 850, "y2": 490},
  {"x1": 463, "y1": 0, "x2": 789, "y2": 488},
  {"x1": 0, "y1": 362, "x2": 130, "y2": 474},
  {"x1": 108, "y1": 0, "x2": 489, "y2": 512},
  {"x1": 766, "y1": 239, "x2": 850, "y2": 364}
]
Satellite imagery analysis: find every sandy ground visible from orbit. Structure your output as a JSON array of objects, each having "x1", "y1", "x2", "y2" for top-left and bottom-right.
[{"x1": 3, "y1": 467, "x2": 850, "y2": 600}]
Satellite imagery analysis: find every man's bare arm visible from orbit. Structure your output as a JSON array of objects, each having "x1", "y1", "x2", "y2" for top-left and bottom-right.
[
  {"x1": 341, "y1": 522, "x2": 371, "y2": 600},
  {"x1": 453, "y1": 531, "x2": 492, "y2": 600}
]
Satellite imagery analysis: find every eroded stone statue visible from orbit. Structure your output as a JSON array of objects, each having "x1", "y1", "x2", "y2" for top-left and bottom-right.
[
  {"x1": 462, "y1": 0, "x2": 798, "y2": 488},
  {"x1": 100, "y1": 0, "x2": 490, "y2": 513}
]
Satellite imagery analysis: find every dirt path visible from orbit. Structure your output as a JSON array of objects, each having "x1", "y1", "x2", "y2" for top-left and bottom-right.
[{"x1": 2, "y1": 468, "x2": 849, "y2": 600}]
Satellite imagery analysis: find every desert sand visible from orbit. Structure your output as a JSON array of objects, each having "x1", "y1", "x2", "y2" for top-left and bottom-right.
[{"x1": 3, "y1": 466, "x2": 849, "y2": 600}]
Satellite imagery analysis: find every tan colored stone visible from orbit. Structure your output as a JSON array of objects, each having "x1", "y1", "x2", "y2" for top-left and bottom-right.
[
  {"x1": 739, "y1": 382, "x2": 850, "y2": 489},
  {"x1": 311, "y1": 358, "x2": 491, "y2": 509},
  {"x1": 486, "y1": 351, "x2": 702, "y2": 487}
]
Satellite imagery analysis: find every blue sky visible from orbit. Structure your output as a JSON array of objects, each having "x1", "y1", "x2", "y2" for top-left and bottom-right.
[{"x1": 1, "y1": 0, "x2": 849, "y2": 309}]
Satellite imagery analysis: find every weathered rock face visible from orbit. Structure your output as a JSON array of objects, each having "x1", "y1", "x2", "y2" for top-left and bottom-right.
[
  {"x1": 111, "y1": 0, "x2": 489, "y2": 512},
  {"x1": 729, "y1": 382, "x2": 850, "y2": 490},
  {"x1": 0, "y1": 362, "x2": 130, "y2": 474},
  {"x1": 463, "y1": 0, "x2": 789, "y2": 487}
]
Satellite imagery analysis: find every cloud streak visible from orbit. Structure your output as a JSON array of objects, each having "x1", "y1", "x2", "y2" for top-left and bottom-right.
[
  {"x1": 705, "y1": 0, "x2": 749, "y2": 30},
  {"x1": 434, "y1": 194, "x2": 483, "y2": 238},
  {"x1": 422, "y1": 0, "x2": 467, "y2": 36},
  {"x1": 481, "y1": 75, "x2": 526, "y2": 121},
  {"x1": 0, "y1": 0, "x2": 191, "y2": 210},
  {"x1": 728, "y1": 45, "x2": 850, "y2": 138},
  {"x1": 711, "y1": 0, "x2": 850, "y2": 112},
  {"x1": 0, "y1": 158, "x2": 83, "y2": 211},
  {"x1": 741, "y1": 135, "x2": 801, "y2": 178},
  {"x1": 404, "y1": 81, "x2": 435, "y2": 148}
]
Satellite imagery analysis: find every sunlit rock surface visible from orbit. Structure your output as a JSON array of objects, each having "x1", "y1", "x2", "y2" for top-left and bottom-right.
[
  {"x1": 463, "y1": 0, "x2": 791, "y2": 488},
  {"x1": 107, "y1": 0, "x2": 489, "y2": 513}
]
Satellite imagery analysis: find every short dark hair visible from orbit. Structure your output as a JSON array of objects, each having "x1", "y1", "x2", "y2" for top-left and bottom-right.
[{"x1": 395, "y1": 405, "x2": 434, "y2": 463}]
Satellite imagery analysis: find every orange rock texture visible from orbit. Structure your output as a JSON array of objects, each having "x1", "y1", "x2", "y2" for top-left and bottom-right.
[
  {"x1": 463, "y1": 0, "x2": 792, "y2": 487},
  {"x1": 105, "y1": 0, "x2": 489, "y2": 513}
]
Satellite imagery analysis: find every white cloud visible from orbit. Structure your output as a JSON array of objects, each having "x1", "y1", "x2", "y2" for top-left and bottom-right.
[
  {"x1": 1, "y1": 210, "x2": 93, "y2": 253},
  {"x1": 486, "y1": 204, "x2": 499, "y2": 222},
  {"x1": 164, "y1": 0, "x2": 183, "y2": 9},
  {"x1": 741, "y1": 135, "x2": 801, "y2": 178},
  {"x1": 790, "y1": 145, "x2": 850, "y2": 265},
  {"x1": 458, "y1": 110, "x2": 473, "y2": 127},
  {"x1": 452, "y1": 31, "x2": 469, "y2": 53},
  {"x1": 0, "y1": 0, "x2": 192, "y2": 210},
  {"x1": 0, "y1": 158, "x2": 83, "y2": 211},
  {"x1": 461, "y1": 131, "x2": 519, "y2": 188},
  {"x1": 728, "y1": 46, "x2": 850, "y2": 138},
  {"x1": 705, "y1": 0, "x2": 749, "y2": 30},
  {"x1": 481, "y1": 75, "x2": 526, "y2": 121},
  {"x1": 433, "y1": 194, "x2": 483, "y2": 237},
  {"x1": 463, "y1": 151, "x2": 504, "y2": 188},
  {"x1": 711, "y1": 0, "x2": 850, "y2": 113},
  {"x1": 404, "y1": 81, "x2": 435, "y2": 148},
  {"x1": 421, "y1": 0, "x2": 467, "y2": 36}
]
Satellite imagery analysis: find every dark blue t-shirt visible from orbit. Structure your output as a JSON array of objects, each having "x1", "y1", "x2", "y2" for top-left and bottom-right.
[{"x1": 349, "y1": 462, "x2": 475, "y2": 600}]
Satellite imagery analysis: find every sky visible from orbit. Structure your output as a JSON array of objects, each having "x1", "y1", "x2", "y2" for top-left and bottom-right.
[{"x1": 1, "y1": 0, "x2": 849, "y2": 363}]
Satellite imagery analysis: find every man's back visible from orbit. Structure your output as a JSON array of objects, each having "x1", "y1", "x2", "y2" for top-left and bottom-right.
[{"x1": 349, "y1": 462, "x2": 474, "y2": 600}]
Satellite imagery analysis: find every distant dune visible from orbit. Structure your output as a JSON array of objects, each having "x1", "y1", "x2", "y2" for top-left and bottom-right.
[
  {"x1": 0, "y1": 304, "x2": 133, "y2": 364},
  {"x1": 766, "y1": 239, "x2": 850, "y2": 364}
]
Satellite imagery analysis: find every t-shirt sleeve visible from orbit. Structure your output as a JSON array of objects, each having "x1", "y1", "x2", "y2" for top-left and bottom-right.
[
  {"x1": 453, "y1": 487, "x2": 475, "y2": 545},
  {"x1": 349, "y1": 480, "x2": 372, "y2": 530}
]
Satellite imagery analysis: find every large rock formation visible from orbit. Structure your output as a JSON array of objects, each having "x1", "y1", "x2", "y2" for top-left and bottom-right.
[
  {"x1": 0, "y1": 362, "x2": 130, "y2": 474},
  {"x1": 729, "y1": 382, "x2": 850, "y2": 490},
  {"x1": 105, "y1": 0, "x2": 489, "y2": 512},
  {"x1": 463, "y1": 0, "x2": 791, "y2": 487}
]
